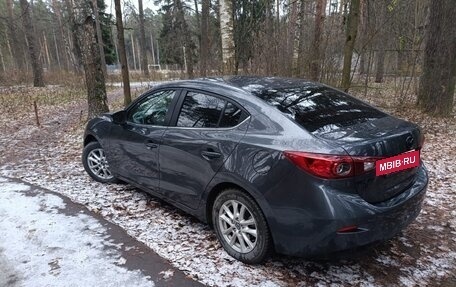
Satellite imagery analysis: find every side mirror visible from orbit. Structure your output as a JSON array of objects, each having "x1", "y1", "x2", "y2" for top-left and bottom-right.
[{"x1": 112, "y1": 110, "x2": 126, "y2": 124}]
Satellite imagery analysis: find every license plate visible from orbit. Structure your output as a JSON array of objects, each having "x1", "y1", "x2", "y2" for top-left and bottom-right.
[{"x1": 376, "y1": 150, "x2": 420, "y2": 176}]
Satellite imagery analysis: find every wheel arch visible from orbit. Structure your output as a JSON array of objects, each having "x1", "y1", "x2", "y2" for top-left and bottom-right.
[
  {"x1": 205, "y1": 182, "x2": 246, "y2": 228},
  {"x1": 204, "y1": 176, "x2": 274, "y2": 233},
  {"x1": 84, "y1": 134, "x2": 98, "y2": 147}
]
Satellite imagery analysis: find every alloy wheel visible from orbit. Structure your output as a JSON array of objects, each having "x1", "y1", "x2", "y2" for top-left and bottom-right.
[
  {"x1": 87, "y1": 148, "x2": 113, "y2": 180},
  {"x1": 218, "y1": 199, "x2": 258, "y2": 253}
]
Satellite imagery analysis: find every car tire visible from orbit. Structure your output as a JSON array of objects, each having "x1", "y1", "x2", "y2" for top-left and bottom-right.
[
  {"x1": 212, "y1": 188, "x2": 272, "y2": 264},
  {"x1": 82, "y1": 141, "x2": 118, "y2": 184}
]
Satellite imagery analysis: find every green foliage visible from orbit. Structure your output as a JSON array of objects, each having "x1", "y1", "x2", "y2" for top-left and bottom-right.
[
  {"x1": 157, "y1": 0, "x2": 196, "y2": 66},
  {"x1": 387, "y1": 0, "x2": 398, "y2": 12},
  {"x1": 159, "y1": 1, "x2": 184, "y2": 65},
  {"x1": 98, "y1": 0, "x2": 117, "y2": 65},
  {"x1": 233, "y1": 0, "x2": 274, "y2": 67},
  {"x1": 398, "y1": 35, "x2": 406, "y2": 50}
]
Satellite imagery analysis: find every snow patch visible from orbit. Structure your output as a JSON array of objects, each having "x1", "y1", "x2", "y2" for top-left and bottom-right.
[
  {"x1": 159, "y1": 269, "x2": 174, "y2": 280},
  {"x1": 0, "y1": 181, "x2": 31, "y2": 192},
  {"x1": 0, "y1": 180, "x2": 154, "y2": 287}
]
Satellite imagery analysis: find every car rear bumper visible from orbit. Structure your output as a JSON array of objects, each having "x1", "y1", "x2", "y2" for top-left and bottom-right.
[{"x1": 269, "y1": 164, "x2": 428, "y2": 257}]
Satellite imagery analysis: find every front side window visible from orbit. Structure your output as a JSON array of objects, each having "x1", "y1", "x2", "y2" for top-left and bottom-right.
[
  {"x1": 177, "y1": 92, "x2": 226, "y2": 128},
  {"x1": 128, "y1": 90, "x2": 176, "y2": 125}
]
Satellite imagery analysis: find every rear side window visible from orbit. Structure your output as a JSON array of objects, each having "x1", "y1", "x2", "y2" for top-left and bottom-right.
[
  {"x1": 177, "y1": 92, "x2": 225, "y2": 128},
  {"x1": 253, "y1": 85, "x2": 386, "y2": 133},
  {"x1": 219, "y1": 102, "x2": 243, "y2": 128},
  {"x1": 176, "y1": 91, "x2": 247, "y2": 128}
]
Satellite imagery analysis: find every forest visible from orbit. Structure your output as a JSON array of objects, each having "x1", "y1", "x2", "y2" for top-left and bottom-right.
[{"x1": 0, "y1": 0, "x2": 454, "y2": 117}]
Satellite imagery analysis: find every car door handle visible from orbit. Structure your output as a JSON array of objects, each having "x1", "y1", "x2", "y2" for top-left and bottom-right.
[
  {"x1": 144, "y1": 140, "x2": 158, "y2": 149},
  {"x1": 201, "y1": 150, "x2": 222, "y2": 160}
]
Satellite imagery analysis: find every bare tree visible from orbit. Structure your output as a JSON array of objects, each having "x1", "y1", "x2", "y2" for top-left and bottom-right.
[
  {"x1": 19, "y1": 0, "x2": 45, "y2": 87},
  {"x1": 341, "y1": 0, "x2": 360, "y2": 91},
  {"x1": 374, "y1": 0, "x2": 388, "y2": 83},
  {"x1": 194, "y1": 0, "x2": 201, "y2": 56},
  {"x1": 418, "y1": 0, "x2": 456, "y2": 116},
  {"x1": 358, "y1": 0, "x2": 368, "y2": 75},
  {"x1": 310, "y1": 0, "x2": 327, "y2": 81},
  {"x1": 219, "y1": 0, "x2": 235, "y2": 74},
  {"x1": 138, "y1": 0, "x2": 149, "y2": 76},
  {"x1": 92, "y1": 0, "x2": 107, "y2": 77},
  {"x1": 285, "y1": 0, "x2": 298, "y2": 77},
  {"x1": 6, "y1": 0, "x2": 25, "y2": 70},
  {"x1": 114, "y1": 0, "x2": 131, "y2": 106},
  {"x1": 73, "y1": 0, "x2": 109, "y2": 119},
  {"x1": 65, "y1": 0, "x2": 83, "y2": 73},
  {"x1": 297, "y1": 0, "x2": 309, "y2": 77},
  {"x1": 51, "y1": 0, "x2": 71, "y2": 70},
  {"x1": 175, "y1": 0, "x2": 194, "y2": 78},
  {"x1": 200, "y1": 0, "x2": 210, "y2": 76}
]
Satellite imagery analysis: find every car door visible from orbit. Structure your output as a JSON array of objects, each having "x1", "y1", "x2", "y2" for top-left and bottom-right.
[
  {"x1": 108, "y1": 89, "x2": 180, "y2": 192},
  {"x1": 159, "y1": 89, "x2": 250, "y2": 209}
]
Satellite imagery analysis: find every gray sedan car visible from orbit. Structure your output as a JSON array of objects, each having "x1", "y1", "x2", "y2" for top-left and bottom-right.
[{"x1": 82, "y1": 76, "x2": 428, "y2": 264}]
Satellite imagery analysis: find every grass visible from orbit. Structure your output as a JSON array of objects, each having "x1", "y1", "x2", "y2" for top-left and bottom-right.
[{"x1": 0, "y1": 86, "x2": 86, "y2": 114}]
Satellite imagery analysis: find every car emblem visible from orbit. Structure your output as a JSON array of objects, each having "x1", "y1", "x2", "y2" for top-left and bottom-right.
[{"x1": 405, "y1": 136, "x2": 414, "y2": 149}]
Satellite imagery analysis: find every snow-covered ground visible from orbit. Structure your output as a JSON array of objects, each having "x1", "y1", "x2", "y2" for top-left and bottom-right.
[
  {"x1": 2, "y1": 130, "x2": 455, "y2": 287},
  {"x1": 0, "y1": 85, "x2": 455, "y2": 286},
  {"x1": 0, "y1": 177, "x2": 154, "y2": 287}
]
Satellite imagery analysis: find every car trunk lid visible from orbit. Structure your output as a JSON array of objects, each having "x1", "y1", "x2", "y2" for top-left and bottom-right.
[{"x1": 314, "y1": 116, "x2": 423, "y2": 203}]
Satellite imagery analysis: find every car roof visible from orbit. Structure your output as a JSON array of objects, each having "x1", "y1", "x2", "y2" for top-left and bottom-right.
[
  {"x1": 153, "y1": 76, "x2": 324, "y2": 117},
  {"x1": 156, "y1": 76, "x2": 318, "y2": 96},
  {"x1": 221, "y1": 75, "x2": 315, "y2": 91}
]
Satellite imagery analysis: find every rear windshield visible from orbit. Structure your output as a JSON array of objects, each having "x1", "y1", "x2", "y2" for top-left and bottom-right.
[{"x1": 252, "y1": 85, "x2": 386, "y2": 133}]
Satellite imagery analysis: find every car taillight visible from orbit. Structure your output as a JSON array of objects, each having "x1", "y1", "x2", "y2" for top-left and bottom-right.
[{"x1": 283, "y1": 151, "x2": 381, "y2": 179}]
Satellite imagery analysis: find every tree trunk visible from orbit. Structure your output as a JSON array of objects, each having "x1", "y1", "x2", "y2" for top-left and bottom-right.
[
  {"x1": 359, "y1": 53, "x2": 366, "y2": 74},
  {"x1": 131, "y1": 33, "x2": 137, "y2": 71},
  {"x1": 285, "y1": 0, "x2": 298, "y2": 77},
  {"x1": 194, "y1": 0, "x2": 201, "y2": 32},
  {"x1": 297, "y1": 0, "x2": 308, "y2": 77},
  {"x1": 374, "y1": 0, "x2": 387, "y2": 83},
  {"x1": 194, "y1": 0, "x2": 201, "y2": 59},
  {"x1": 114, "y1": 0, "x2": 132, "y2": 106},
  {"x1": 340, "y1": 0, "x2": 360, "y2": 92},
  {"x1": 19, "y1": 0, "x2": 45, "y2": 87},
  {"x1": 219, "y1": 0, "x2": 235, "y2": 74},
  {"x1": 6, "y1": 0, "x2": 25, "y2": 70},
  {"x1": 65, "y1": 0, "x2": 83, "y2": 73},
  {"x1": 374, "y1": 49, "x2": 385, "y2": 83},
  {"x1": 92, "y1": 0, "x2": 107, "y2": 77},
  {"x1": 310, "y1": 0, "x2": 327, "y2": 81},
  {"x1": 200, "y1": 0, "x2": 210, "y2": 76},
  {"x1": 72, "y1": 0, "x2": 109, "y2": 119},
  {"x1": 358, "y1": 0, "x2": 368, "y2": 75},
  {"x1": 176, "y1": 0, "x2": 194, "y2": 78},
  {"x1": 51, "y1": 0, "x2": 71, "y2": 71},
  {"x1": 138, "y1": 0, "x2": 149, "y2": 76},
  {"x1": 43, "y1": 32, "x2": 52, "y2": 69},
  {"x1": 79, "y1": 16, "x2": 109, "y2": 119},
  {"x1": 0, "y1": 47, "x2": 5, "y2": 72},
  {"x1": 418, "y1": 0, "x2": 456, "y2": 116}
]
